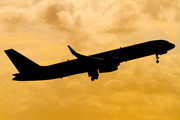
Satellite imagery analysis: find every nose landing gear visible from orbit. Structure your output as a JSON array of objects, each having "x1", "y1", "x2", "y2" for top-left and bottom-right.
[
  {"x1": 156, "y1": 60, "x2": 159, "y2": 63},
  {"x1": 156, "y1": 54, "x2": 159, "y2": 63}
]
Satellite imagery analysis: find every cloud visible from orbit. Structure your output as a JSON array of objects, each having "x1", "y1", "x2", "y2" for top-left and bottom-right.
[
  {"x1": 141, "y1": 0, "x2": 180, "y2": 21},
  {"x1": 0, "y1": 0, "x2": 179, "y2": 50},
  {"x1": 0, "y1": 6, "x2": 29, "y2": 31},
  {"x1": 0, "y1": 0, "x2": 142, "y2": 34},
  {"x1": 0, "y1": 0, "x2": 180, "y2": 120},
  {"x1": 6, "y1": 54, "x2": 179, "y2": 120},
  {"x1": 0, "y1": 0, "x2": 179, "y2": 34}
]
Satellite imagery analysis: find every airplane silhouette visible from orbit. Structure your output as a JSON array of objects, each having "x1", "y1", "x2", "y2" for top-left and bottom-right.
[{"x1": 5, "y1": 40, "x2": 175, "y2": 81}]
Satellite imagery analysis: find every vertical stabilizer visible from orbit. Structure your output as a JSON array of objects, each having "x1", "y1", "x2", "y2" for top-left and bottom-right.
[{"x1": 5, "y1": 49, "x2": 40, "y2": 74}]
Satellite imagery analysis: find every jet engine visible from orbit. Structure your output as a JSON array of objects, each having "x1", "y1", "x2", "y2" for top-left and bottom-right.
[{"x1": 88, "y1": 69, "x2": 99, "y2": 81}]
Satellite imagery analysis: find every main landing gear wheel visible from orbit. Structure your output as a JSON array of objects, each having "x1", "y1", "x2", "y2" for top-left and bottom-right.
[{"x1": 91, "y1": 77, "x2": 95, "y2": 81}]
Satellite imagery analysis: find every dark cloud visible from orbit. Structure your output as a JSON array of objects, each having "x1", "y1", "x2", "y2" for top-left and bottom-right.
[{"x1": 40, "y1": 2, "x2": 78, "y2": 33}]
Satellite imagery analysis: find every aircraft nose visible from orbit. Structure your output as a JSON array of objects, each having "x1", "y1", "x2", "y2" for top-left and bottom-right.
[
  {"x1": 171, "y1": 43, "x2": 175, "y2": 49},
  {"x1": 168, "y1": 43, "x2": 175, "y2": 50}
]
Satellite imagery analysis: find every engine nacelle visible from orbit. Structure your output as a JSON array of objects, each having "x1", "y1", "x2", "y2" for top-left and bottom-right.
[
  {"x1": 88, "y1": 69, "x2": 99, "y2": 81},
  {"x1": 99, "y1": 65, "x2": 118, "y2": 73}
]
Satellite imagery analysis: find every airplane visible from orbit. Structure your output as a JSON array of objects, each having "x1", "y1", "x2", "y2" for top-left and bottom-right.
[{"x1": 5, "y1": 40, "x2": 175, "y2": 81}]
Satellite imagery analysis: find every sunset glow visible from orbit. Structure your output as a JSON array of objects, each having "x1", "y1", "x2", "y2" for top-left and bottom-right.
[{"x1": 0, "y1": 0, "x2": 180, "y2": 120}]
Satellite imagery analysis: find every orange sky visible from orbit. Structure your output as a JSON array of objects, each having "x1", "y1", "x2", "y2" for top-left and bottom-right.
[{"x1": 0, "y1": 0, "x2": 180, "y2": 120}]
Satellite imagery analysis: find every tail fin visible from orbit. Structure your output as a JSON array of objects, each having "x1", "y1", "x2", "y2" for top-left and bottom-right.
[{"x1": 4, "y1": 49, "x2": 40, "y2": 74}]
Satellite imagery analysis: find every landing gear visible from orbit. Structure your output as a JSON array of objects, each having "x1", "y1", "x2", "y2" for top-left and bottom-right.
[
  {"x1": 156, "y1": 60, "x2": 159, "y2": 63},
  {"x1": 156, "y1": 54, "x2": 159, "y2": 63},
  {"x1": 91, "y1": 77, "x2": 95, "y2": 81}
]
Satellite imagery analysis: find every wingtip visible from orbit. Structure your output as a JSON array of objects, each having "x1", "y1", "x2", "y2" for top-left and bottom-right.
[
  {"x1": 67, "y1": 45, "x2": 73, "y2": 52},
  {"x1": 67, "y1": 45, "x2": 78, "y2": 57}
]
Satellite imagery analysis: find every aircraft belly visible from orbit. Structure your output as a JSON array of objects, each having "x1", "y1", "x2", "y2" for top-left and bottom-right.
[{"x1": 44, "y1": 59, "x2": 88, "y2": 78}]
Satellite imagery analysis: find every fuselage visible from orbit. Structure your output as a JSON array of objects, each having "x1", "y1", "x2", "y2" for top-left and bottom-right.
[{"x1": 12, "y1": 40, "x2": 175, "y2": 80}]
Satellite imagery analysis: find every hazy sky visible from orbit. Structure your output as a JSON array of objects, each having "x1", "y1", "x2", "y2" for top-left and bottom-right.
[{"x1": 0, "y1": 0, "x2": 180, "y2": 120}]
